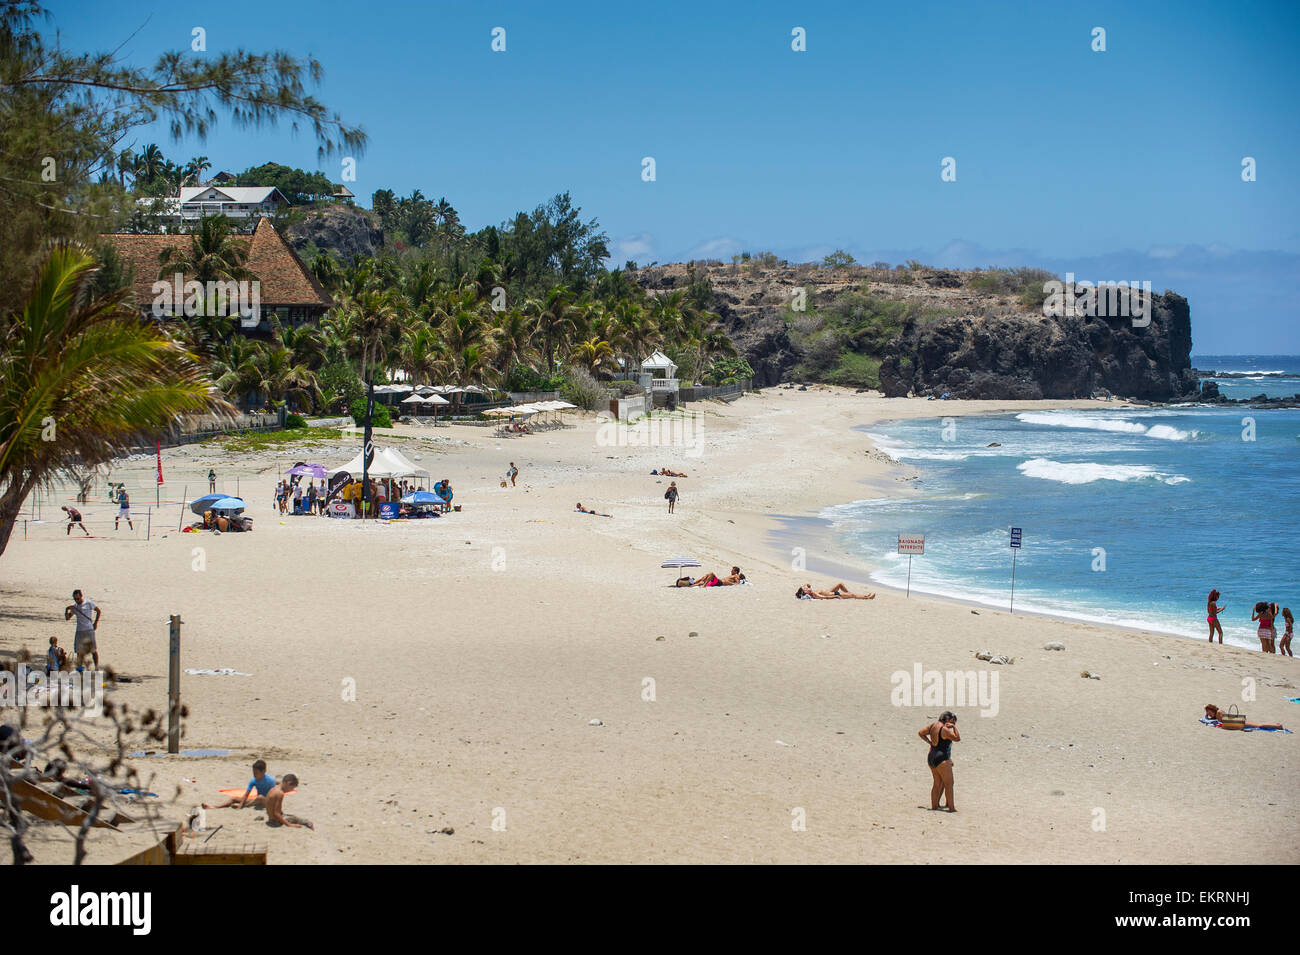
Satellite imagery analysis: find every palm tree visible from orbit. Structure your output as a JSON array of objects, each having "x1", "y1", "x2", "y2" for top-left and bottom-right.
[
  {"x1": 156, "y1": 215, "x2": 254, "y2": 298},
  {"x1": 135, "y1": 143, "x2": 165, "y2": 185},
  {"x1": 116, "y1": 149, "x2": 136, "y2": 188},
  {"x1": 492, "y1": 309, "x2": 538, "y2": 385},
  {"x1": 0, "y1": 244, "x2": 230, "y2": 557},
  {"x1": 274, "y1": 318, "x2": 325, "y2": 371},
  {"x1": 251, "y1": 343, "x2": 320, "y2": 411},
  {"x1": 209, "y1": 336, "x2": 262, "y2": 405},
  {"x1": 398, "y1": 323, "x2": 447, "y2": 384},
  {"x1": 527, "y1": 286, "x2": 581, "y2": 374},
  {"x1": 184, "y1": 155, "x2": 211, "y2": 186},
  {"x1": 571, "y1": 338, "x2": 614, "y2": 375}
]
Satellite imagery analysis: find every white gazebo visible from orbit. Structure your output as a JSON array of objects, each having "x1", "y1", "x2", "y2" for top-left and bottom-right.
[{"x1": 639, "y1": 350, "x2": 679, "y2": 395}]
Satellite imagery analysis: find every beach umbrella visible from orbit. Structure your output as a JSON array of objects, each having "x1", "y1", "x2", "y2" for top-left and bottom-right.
[
  {"x1": 401, "y1": 394, "x2": 425, "y2": 404},
  {"x1": 210, "y1": 496, "x2": 246, "y2": 513},
  {"x1": 400, "y1": 490, "x2": 446, "y2": 506},
  {"x1": 422, "y1": 394, "x2": 450, "y2": 405},
  {"x1": 287, "y1": 463, "x2": 326, "y2": 478},
  {"x1": 189, "y1": 492, "x2": 224, "y2": 516},
  {"x1": 661, "y1": 556, "x2": 701, "y2": 582}
]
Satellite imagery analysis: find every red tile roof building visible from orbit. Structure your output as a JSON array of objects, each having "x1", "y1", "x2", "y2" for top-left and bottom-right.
[{"x1": 101, "y1": 217, "x2": 332, "y2": 334}]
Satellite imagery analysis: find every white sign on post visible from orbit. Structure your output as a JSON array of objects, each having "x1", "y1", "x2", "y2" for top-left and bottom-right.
[
  {"x1": 897, "y1": 533, "x2": 924, "y2": 596},
  {"x1": 897, "y1": 533, "x2": 925, "y2": 555}
]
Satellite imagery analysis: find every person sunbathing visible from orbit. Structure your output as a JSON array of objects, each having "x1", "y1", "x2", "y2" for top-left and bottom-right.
[
  {"x1": 694, "y1": 566, "x2": 744, "y2": 587},
  {"x1": 796, "y1": 583, "x2": 876, "y2": 600},
  {"x1": 658, "y1": 467, "x2": 688, "y2": 477},
  {"x1": 575, "y1": 502, "x2": 612, "y2": 517},
  {"x1": 1203, "y1": 704, "x2": 1285, "y2": 730}
]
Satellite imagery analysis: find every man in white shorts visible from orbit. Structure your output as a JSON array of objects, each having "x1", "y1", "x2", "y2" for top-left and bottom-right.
[
  {"x1": 115, "y1": 488, "x2": 134, "y2": 531},
  {"x1": 64, "y1": 589, "x2": 101, "y2": 669}
]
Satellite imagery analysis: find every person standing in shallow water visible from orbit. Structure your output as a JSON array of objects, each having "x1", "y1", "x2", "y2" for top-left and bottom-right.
[
  {"x1": 1206, "y1": 589, "x2": 1226, "y2": 643},
  {"x1": 919, "y1": 711, "x2": 959, "y2": 812}
]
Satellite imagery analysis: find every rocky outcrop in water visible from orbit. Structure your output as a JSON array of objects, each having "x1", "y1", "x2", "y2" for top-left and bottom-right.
[
  {"x1": 634, "y1": 262, "x2": 1199, "y2": 400},
  {"x1": 879, "y1": 292, "x2": 1198, "y2": 401}
]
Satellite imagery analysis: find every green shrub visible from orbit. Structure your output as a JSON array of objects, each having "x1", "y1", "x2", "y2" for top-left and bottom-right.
[
  {"x1": 350, "y1": 397, "x2": 393, "y2": 428},
  {"x1": 559, "y1": 366, "x2": 606, "y2": 411},
  {"x1": 284, "y1": 412, "x2": 307, "y2": 429}
]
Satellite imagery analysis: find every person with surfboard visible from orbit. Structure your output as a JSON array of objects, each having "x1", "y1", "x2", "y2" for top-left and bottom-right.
[{"x1": 203, "y1": 759, "x2": 276, "y2": 810}]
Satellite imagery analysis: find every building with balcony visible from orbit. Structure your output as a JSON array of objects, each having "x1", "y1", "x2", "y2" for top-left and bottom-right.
[{"x1": 139, "y1": 185, "x2": 289, "y2": 231}]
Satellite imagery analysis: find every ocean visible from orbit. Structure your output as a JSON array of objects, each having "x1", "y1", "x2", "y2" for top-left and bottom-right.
[
  {"x1": 829, "y1": 371, "x2": 1300, "y2": 648},
  {"x1": 1193, "y1": 353, "x2": 1300, "y2": 401}
]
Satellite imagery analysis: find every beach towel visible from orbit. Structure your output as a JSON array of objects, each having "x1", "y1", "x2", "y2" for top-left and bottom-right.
[
  {"x1": 184, "y1": 668, "x2": 252, "y2": 676},
  {"x1": 217, "y1": 788, "x2": 290, "y2": 798},
  {"x1": 1287, "y1": 697, "x2": 1300, "y2": 704},
  {"x1": 1199, "y1": 717, "x2": 1292, "y2": 733}
]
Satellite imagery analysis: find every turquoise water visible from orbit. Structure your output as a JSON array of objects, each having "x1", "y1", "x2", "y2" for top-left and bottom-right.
[
  {"x1": 1193, "y1": 353, "x2": 1300, "y2": 401},
  {"x1": 830, "y1": 402, "x2": 1300, "y2": 648}
]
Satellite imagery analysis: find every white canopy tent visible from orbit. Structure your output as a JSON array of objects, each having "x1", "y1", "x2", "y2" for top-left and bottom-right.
[{"x1": 330, "y1": 447, "x2": 429, "y2": 480}]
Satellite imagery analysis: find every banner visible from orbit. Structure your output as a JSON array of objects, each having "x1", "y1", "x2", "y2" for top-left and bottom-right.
[
  {"x1": 156, "y1": 440, "x2": 163, "y2": 485},
  {"x1": 326, "y1": 471, "x2": 351, "y2": 503},
  {"x1": 361, "y1": 377, "x2": 375, "y2": 511}
]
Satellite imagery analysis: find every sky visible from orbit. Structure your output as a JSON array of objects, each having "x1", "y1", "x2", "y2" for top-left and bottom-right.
[{"x1": 52, "y1": 0, "x2": 1300, "y2": 353}]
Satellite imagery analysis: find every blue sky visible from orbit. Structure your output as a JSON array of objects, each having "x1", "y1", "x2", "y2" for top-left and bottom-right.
[{"x1": 55, "y1": 0, "x2": 1300, "y2": 352}]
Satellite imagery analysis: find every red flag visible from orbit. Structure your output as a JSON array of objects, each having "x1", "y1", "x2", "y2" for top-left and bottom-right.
[{"x1": 156, "y1": 440, "x2": 164, "y2": 485}]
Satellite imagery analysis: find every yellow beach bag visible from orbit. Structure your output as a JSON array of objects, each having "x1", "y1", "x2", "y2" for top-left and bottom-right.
[{"x1": 1220, "y1": 705, "x2": 1247, "y2": 730}]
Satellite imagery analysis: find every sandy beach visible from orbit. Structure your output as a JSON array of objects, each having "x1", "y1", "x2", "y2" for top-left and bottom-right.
[{"x1": 4, "y1": 387, "x2": 1297, "y2": 864}]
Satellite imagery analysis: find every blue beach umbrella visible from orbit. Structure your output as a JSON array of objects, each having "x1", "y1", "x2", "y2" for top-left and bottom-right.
[
  {"x1": 189, "y1": 493, "x2": 224, "y2": 516},
  {"x1": 209, "y1": 497, "x2": 246, "y2": 513},
  {"x1": 400, "y1": 490, "x2": 446, "y2": 505}
]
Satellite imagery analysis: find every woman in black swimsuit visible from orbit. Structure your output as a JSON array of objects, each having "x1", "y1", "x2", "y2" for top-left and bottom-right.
[{"x1": 918, "y1": 711, "x2": 959, "y2": 812}]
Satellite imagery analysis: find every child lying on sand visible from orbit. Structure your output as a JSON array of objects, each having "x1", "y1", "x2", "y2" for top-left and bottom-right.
[{"x1": 796, "y1": 583, "x2": 875, "y2": 600}]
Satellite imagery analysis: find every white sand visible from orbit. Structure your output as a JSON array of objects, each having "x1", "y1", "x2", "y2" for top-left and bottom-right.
[{"x1": 4, "y1": 388, "x2": 1297, "y2": 864}]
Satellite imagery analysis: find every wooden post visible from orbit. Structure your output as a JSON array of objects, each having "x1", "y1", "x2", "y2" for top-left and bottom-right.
[
  {"x1": 146, "y1": 506, "x2": 152, "y2": 541},
  {"x1": 178, "y1": 484, "x2": 187, "y2": 530},
  {"x1": 167, "y1": 615, "x2": 182, "y2": 754}
]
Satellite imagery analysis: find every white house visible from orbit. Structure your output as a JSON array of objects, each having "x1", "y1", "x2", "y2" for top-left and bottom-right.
[
  {"x1": 639, "y1": 350, "x2": 680, "y2": 396},
  {"x1": 139, "y1": 185, "x2": 289, "y2": 229}
]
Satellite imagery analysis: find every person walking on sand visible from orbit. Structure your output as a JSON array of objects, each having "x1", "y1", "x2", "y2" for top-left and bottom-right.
[
  {"x1": 208, "y1": 469, "x2": 216, "y2": 492},
  {"x1": 665, "y1": 481, "x2": 679, "y2": 514},
  {"x1": 114, "y1": 488, "x2": 133, "y2": 531},
  {"x1": 64, "y1": 589, "x2": 100, "y2": 670},
  {"x1": 1280, "y1": 608, "x2": 1294, "y2": 657},
  {"x1": 61, "y1": 505, "x2": 89, "y2": 537},
  {"x1": 1207, "y1": 589, "x2": 1226, "y2": 643},
  {"x1": 1252, "y1": 601, "x2": 1278, "y2": 653},
  {"x1": 507, "y1": 462, "x2": 519, "y2": 487},
  {"x1": 919, "y1": 711, "x2": 959, "y2": 812}
]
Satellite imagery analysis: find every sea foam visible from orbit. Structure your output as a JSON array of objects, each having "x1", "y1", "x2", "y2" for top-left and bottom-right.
[{"x1": 1016, "y1": 458, "x2": 1190, "y2": 485}]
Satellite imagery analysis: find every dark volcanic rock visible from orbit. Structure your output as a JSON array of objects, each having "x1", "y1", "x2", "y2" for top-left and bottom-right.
[
  {"x1": 879, "y1": 293, "x2": 1197, "y2": 401},
  {"x1": 285, "y1": 204, "x2": 384, "y2": 262}
]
